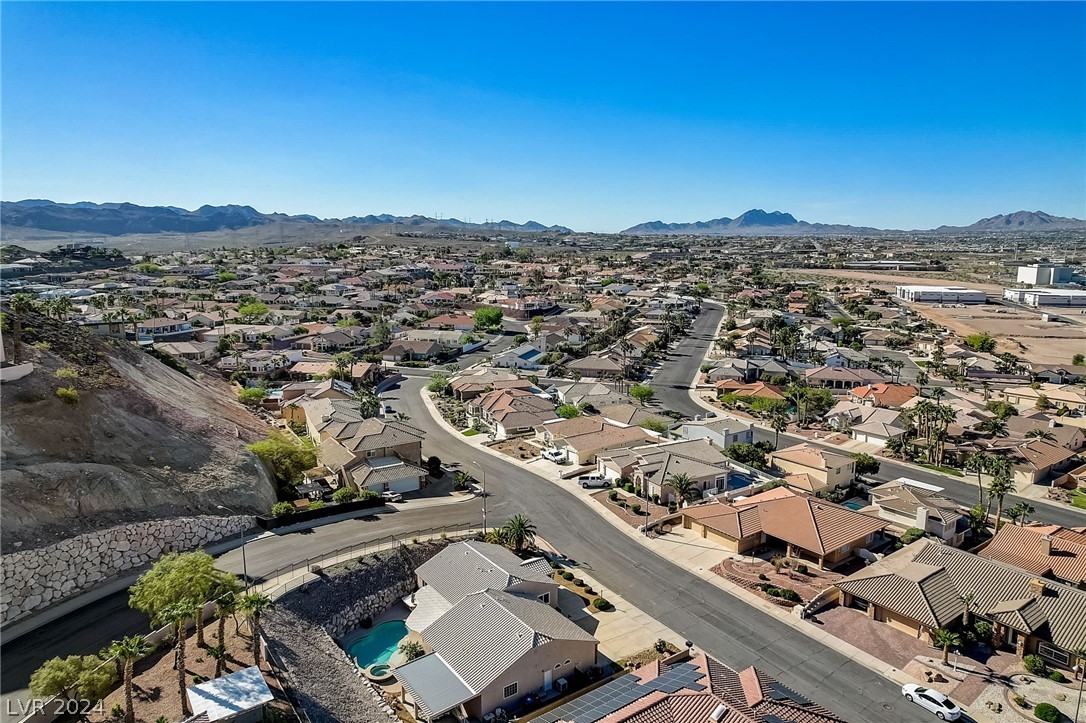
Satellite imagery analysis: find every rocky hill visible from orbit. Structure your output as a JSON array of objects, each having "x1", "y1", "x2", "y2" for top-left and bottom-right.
[{"x1": 0, "y1": 313, "x2": 277, "y2": 553}]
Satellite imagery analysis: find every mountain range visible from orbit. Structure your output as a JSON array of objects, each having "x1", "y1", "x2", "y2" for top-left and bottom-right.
[
  {"x1": 621, "y1": 209, "x2": 1086, "y2": 235},
  {"x1": 0, "y1": 200, "x2": 572, "y2": 236},
  {"x1": 2, "y1": 199, "x2": 1083, "y2": 237}
]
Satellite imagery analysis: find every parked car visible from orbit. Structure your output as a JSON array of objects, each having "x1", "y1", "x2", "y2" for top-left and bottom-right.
[
  {"x1": 901, "y1": 684, "x2": 961, "y2": 720},
  {"x1": 380, "y1": 491, "x2": 403, "y2": 503},
  {"x1": 579, "y1": 474, "x2": 611, "y2": 489},
  {"x1": 541, "y1": 448, "x2": 568, "y2": 464}
]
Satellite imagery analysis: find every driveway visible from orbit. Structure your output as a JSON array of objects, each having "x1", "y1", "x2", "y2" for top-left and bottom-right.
[{"x1": 815, "y1": 603, "x2": 934, "y2": 669}]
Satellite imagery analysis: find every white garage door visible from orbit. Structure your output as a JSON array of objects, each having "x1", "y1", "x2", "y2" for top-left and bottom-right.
[{"x1": 387, "y1": 475, "x2": 422, "y2": 493}]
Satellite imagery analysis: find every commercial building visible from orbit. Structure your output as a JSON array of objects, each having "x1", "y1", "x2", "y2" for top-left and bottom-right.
[
  {"x1": 1002, "y1": 288, "x2": 1086, "y2": 307},
  {"x1": 1016, "y1": 264, "x2": 1073, "y2": 286},
  {"x1": 895, "y1": 285, "x2": 987, "y2": 304}
]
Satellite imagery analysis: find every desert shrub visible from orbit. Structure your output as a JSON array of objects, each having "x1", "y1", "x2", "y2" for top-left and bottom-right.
[
  {"x1": 55, "y1": 387, "x2": 80, "y2": 405},
  {"x1": 758, "y1": 573, "x2": 769, "y2": 581},
  {"x1": 899, "y1": 527, "x2": 926, "y2": 545},
  {"x1": 358, "y1": 489, "x2": 379, "y2": 501},
  {"x1": 1034, "y1": 703, "x2": 1061, "y2": 722},
  {"x1": 55, "y1": 367, "x2": 79, "y2": 381},
  {"x1": 592, "y1": 598, "x2": 611, "y2": 611},
  {"x1": 1012, "y1": 695, "x2": 1027, "y2": 708},
  {"x1": 583, "y1": 586, "x2": 594, "y2": 595},
  {"x1": 572, "y1": 578, "x2": 584, "y2": 586},
  {"x1": 308, "y1": 500, "x2": 326, "y2": 511},
  {"x1": 654, "y1": 639, "x2": 670, "y2": 654},
  {"x1": 609, "y1": 490, "x2": 619, "y2": 502},
  {"x1": 1023, "y1": 654, "x2": 1048, "y2": 676},
  {"x1": 427, "y1": 455, "x2": 444, "y2": 477},
  {"x1": 796, "y1": 564, "x2": 809, "y2": 575},
  {"x1": 631, "y1": 503, "x2": 642, "y2": 515},
  {"x1": 562, "y1": 571, "x2": 574, "y2": 581},
  {"x1": 271, "y1": 502, "x2": 295, "y2": 517}
]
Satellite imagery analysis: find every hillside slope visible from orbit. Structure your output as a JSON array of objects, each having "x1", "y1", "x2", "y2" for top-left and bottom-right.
[{"x1": 0, "y1": 315, "x2": 277, "y2": 552}]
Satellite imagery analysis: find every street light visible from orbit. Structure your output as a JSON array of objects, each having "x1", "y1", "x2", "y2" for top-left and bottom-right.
[
  {"x1": 472, "y1": 461, "x2": 487, "y2": 534},
  {"x1": 216, "y1": 505, "x2": 249, "y2": 591}
]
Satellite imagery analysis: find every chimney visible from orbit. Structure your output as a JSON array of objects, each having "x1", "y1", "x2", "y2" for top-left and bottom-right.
[
  {"x1": 915, "y1": 506, "x2": 929, "y2": 530},
  {"x1": 1049, "y1": 419, "x2": 1058, "y2": 429},
  {"x1": 1040, "y1": 535, "x2": 1053, "y2": 556},
  {"x1": 1028, "y1": 578, "x2": 1045, "y2": 599}
]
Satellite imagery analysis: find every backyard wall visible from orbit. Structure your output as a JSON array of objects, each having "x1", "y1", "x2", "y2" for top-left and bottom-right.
[{"x1": 1, "y1": 514, "x2": 251, "y2": 625}]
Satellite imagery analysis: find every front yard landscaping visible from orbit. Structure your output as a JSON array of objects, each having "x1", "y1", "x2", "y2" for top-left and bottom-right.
[
  {"x1": 712, "y1": 556, "x2": 845, "y2": 606},
  {"x1": 589, "y1": 489, "x2": 673, "y2": 530},
  {"x1": 491, "y1": 437, "x2": 542, "y2": 461}
]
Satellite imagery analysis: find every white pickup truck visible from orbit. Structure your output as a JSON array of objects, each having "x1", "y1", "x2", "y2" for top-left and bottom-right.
[
  {"x1": 578, "y1": 474, "x2": 611, "y2": 489},
  {"x1": 541, "y1": 448, "x2": 568, "y2": 464}
]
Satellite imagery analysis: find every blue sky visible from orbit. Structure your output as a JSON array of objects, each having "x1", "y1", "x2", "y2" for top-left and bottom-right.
[{"x1": 3, "y1": 2, "x2": 1084, "y2": 232}]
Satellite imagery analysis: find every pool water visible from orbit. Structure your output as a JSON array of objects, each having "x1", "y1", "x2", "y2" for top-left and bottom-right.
[
  {"x1": 842, "y1": 500, "x2": 866, "y2": 510},
  {"x1": 346, "y1": 621, "x2": 409, "y2": 666},
  {"x1": 727, "y1": 473, "x2": 757, "y2": 490}
]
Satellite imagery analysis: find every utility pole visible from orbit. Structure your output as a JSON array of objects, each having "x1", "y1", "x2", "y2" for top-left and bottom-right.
[{"x1": 216, "y1": 505, "x2": 250, "y2": 591}]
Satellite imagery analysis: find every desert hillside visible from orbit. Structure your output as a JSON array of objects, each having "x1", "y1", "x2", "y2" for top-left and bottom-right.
[{"x1": 0, "y1": 313, "x2": 277, "y2": 552}]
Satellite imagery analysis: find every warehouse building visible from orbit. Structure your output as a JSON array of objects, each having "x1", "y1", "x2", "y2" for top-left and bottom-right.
[
  {"x1": 1003, "y1": 288, "x2": 1086, "y2": 307},
  {"x1": 1016, "y1": 264, "x2": 1074, "y2": 286},
  {"x1": 895, "y1": 285, "x2": 987, "y2": 304}
]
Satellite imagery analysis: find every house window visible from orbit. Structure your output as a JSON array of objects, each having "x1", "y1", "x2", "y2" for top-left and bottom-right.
[
  {"x1": 1038, "y1": 643, "x2": 1070, "y2": 666},
  {"x1": 366, "y1": 450, "x2": 378, "y2": 458},
  {"x1": 839, "y1": 544, "x2": 850, "y2": 554},
  {"x1": 538, "y1": 592, "x2": 550, "y2": 605},
  {"x1": 503, "y1": 683, "x2": 518, "y2": 699}
]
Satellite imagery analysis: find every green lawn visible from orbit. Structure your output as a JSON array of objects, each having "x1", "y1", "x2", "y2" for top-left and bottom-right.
[
  {"x1": 461, "y1": 429, "x2": 480, "y2": 436},
  {"x1": 1071, "y1": 490, "x2": 1086, "y2": 510},
  {"x1": 914, "y1": 462, "x2": 965, "y2": 477}
]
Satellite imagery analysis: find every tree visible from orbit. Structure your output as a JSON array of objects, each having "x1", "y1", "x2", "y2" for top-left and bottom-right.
[
  {"x1": 247, "y1": 433, "x2": 317, "y2": 488},
  {"x1": 239, "y1": 593, "x2": 273, "y2": 667},
  {"x1": 1025, "y1": 428, "x2": 1056, "y2": 441},
  {"x1": 110, "y1": 636, "x2": 153, "y2": 723},
  {"x1": 332, "y1": 352, "x2": 355, "y2": 381},
  {"x1": 556, "y1": 404, "x2": 581, "y2": 419},
  {"x1": 371, "y1": 316, "x2": 392, "y2": 348},
  {"x1": 530, "y1": 315, "x2": 544, "y2": 339},
  {"x1": 851, "y1": 452, "x2": 881, "y2": 477},
  {"x1": 963, "y1": 332, "x2": 997, "y2": 353},
  {"x1": 207, "y1": 644, "x2": 229, "y2": 679},
  {"x1": 724, "y1": 443, "x2": 767, "y2": 470},
  {"x1": 160, "y1": 601, "x2": 197, "y2": 716},
  {"x1": 1073, "y1": 353, "x2": 1085, "y2": 367},
  {"x1": 30, "y1": 655, "x2": 117, "y2": 703},
  {"x1": 215, "y1": 590, "x2": 241, "y2": 645},
  {"x1": 987, "y1": 474, "x2": 1015, "y2": 532},
  {"x1": 665, "y1": 472, "x2": 698, "y2": 506},
  {"x1": 629, "y1": 384, "x2": 655, "y2": 406},
  {"x1": 500, "y1": 514, "x2": 537, "y2": 553},
  {"x1": 130, "y1": 551, "x2": 220, "y2": 639},
  {"x1": 473, "y1": 306, "x2": 503, "y2": 330},
  {"x1": 7, "y1": 293, "x2": 39, "y2": 364},
  {"x1": 236, "y1": 300, "x2": 269, "y2": 323},
  {"x1": 932, "y1": 628, "x2": 961, "y2": 666},
  {"x1": 332, "y1": 487, "x2": 358, "y2": 504},
  {"x1": 979, "y1": 417, "x2": 1009, "y2": 438},
  {"x1": 1006, "y1": 501, "x2": 1035, "y2": 526},
  {"x1": 1034, "y1": 394, "x2": 1053, "y2": 411},
  {"x1": 427, "y1": 373, "x2": 450, "y2": 394},
  {"x1": 964, "y1": 452, "x2": 990, "y2": 506},
  {"x1": 453, "y1": 470, "x2": 473, "y2": 490},
  {"x1": 639, "y1": 417, "x2": 670, "y2": 434},
  {"x1": 238, "y1": 387, "x2": 266, "y2": 406},
  {"x1": 398, "y1": 640, "x2": 425, "y2": 662},
  {"x1": 959, "y1": 592, "x2": 976, "y2": 627}
]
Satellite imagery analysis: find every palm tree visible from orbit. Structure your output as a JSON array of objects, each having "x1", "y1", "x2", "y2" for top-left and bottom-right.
[
  {"x1": 1025, "y1": 428, "x2": 1056, "y2": 442},
  {"x1": 160, "y1": 601, "x2": 196, "y2": 716},
  {"x1": 769, "y1": 411, "x2": 788, "y2": 450},
  {"x1": 500, "y1": 515, "x2": 537, "y2": 554},
  {"x1": 111, "y1": 636, "x2": 153, "y2": 723},
  {"x1": 1006, "y1": 501, "x2": 1035, "y2": 526},
  {"x1": 980, "y1": 418, "x2": 1009, "y2": 438},
  {"x1": 207, "y1": 644, "x2": 229, "y2": 679},
  {"x1": 987, "y1": 475, "x2": 1015, "y2": 532},
  {"x1": 959, "y1": 593, "x2": 976, "y2": 627},
  {"x1": 215, "y1": 590, "x2": 240, "y2": 644},
  {"x1": 239, "y1": 593, "x2": 273, "y2": 667},
  {"x1": 665, "y1": 472, "x2": 698, "y2": 507},
  {"x1": 118, "y1": 292, "x2": 140, "y2": 341},
  {"x1": 7, "y1": 293, "x2": 39, "y2": 364},
  {"x1": 932, "y1": 628, "x2": 962, "y2": 666},
  {"x1": 964, "y1": 452, "x2": 989, "y2": 507},
  {"x1": 453, "y1": 470, "x2": 473, "y2": 490}
]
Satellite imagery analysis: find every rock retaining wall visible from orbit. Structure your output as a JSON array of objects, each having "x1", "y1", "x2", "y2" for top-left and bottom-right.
[{"x1": 0, "y1": 515, "x2": 251, "y2": 625}]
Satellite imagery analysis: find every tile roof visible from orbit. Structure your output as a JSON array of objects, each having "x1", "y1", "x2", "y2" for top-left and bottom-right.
[
  {"x1": 979, "y1": 523, "x2": 1086, "y2": 585},
  {"x1": 868, "y1": 480, "x2": 964, "y2": 525},
  {"x1": 416, "y1": 540, "x2": 554, "y2": 606},
  {"x1": 769, "y1": 443, "x2": 854, "y2": 472}
]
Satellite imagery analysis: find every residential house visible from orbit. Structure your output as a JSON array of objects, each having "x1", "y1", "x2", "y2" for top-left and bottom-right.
[
  {"x1": 598, "y1": 403, "x2": 670, "y2": 429},
  {"x1": 398, "y1": 541, "x2": 596, "y2": 721},
  {"x1": 804, "y1": 366, "x2": 886, "y2": 390},
  {"x1": 134, "y1": 317, "x2": 194, "y2": 342},
  {"x1": 714, "y1": 380, "x2": 786, "y2": 402},
  {"x1": 533, "y1": 651, "x2": 845, "y2": 723},
  {"x1": 421, "y1": 313, "x2": 476, "y2": 331},
  {"x1": 867, "y1": 479, "x2": 967, "y2": 546},
  {"x1": 824, "y1": 402, "x2": 906, "y2": 448},
  {"x1": 535, "y1": 416, "x2": 659, "y2": 466},
  {"x1": 1026, "y1": 365, "x2": 1086, "y2": 385},
  {"x1": 680, "y1": 418, "x2": 755, "y2": 449},
  {"x1": 980, "y1": 523, "x2": 1086, "y2": 588},
  {"x1": 835, "y1": 540, "x2": 1086, "y2": 667},
  {"x1": 681, "y1": 487, "x2": 888, "y2": 569},
  {"x1": 154, "y1": 340, "x2": 217, "y2": 362},
  {"x1": 1003, "y1": 384, "x2": 1086, "y2": 415},
  {"x1": 382, "y1": 339, "x2": 445, "y2": 363},
  {"x1": 848, "y1": 383, "x2": 919, "y2": 409},
  {"x1": 767, "y1": 443, "x2": 856, "y2": 494},
  {"x1": 450, "y1": 369, "x2": 534, "y2": 401},
  {"x1": 469, "y1": 388, "x2": 559, "y2": 439},
  {"x1": 985, "y1": 438, "x2": 1079, "y2": 489},
  {"x1": 547, "y1": 381, "x2": 628, "y2": 411},
  {"x1": 1005, "y1": 416, "x2": 1086, "y2": 452},
  {"x1": 566, "y1": 354, "x2": 624, "y2": 379},
  {"x1": 599, "y1": 440, "x2": 732, "y2": 503},
  {"x1": 493, "y1": 343, "x2": 547, "y2": 371}
]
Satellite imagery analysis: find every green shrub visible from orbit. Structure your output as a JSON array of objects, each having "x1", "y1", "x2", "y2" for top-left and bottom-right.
[
  {"x1": 55, "y1": 386, "x2": 80, "y2": 405},
  {"x1": 1023, "y1": 654, "x2": 1048, "y2": 676},
  {"x1": 899, "y1": 527, "x2": 926, "y2": 545},
  {"x1": 583, "y1": 587, "x2": 594, "y2": 595},
  {"x1": 796, "y1": 564, "x2": 808, "y2": 575},
  {"x1": 308, "y1": 500, "x2": 326, "y2": 511},
  {"x1": 1012, "y1": 695, "x2": 1027, "y2": 708},
  {"x1": 1034, "y1": 703, "x2": 1061, "y2": 722},
  {"x1": 631, "y1": 503, "x2": 642, "y2": 515},
  {"x1": 654, "y1": 639, "x2": 670, "y2": 654},
  {"x1": 332, "y1": 487, "x2": 358, "y2": 504},
  {"x1": 758, "y1": 573, "x2": 769, "y2": 581},
  {"x1": 271, "y1": 502, "x2": 295, "y2": 517},
  {"x1": 572, "y1": 578, "x2": 584, "y2": 586},
  {"x1": 1048, "y1": 670, "x2": 1066, "y2": 683},
  {"x1": 608, "y1": 490, "x2": 619, "y2": 502},
  {"x1": 972, "y1": 621, "x2": 993, "y2": 643},
  {"x1": 592, "y1": 598, "x2": 611, "y2": 611},
  {"x1": 55, "y1": 367, "x2": 79, "y2": 381},
  {"x1": 358, "y1": 489, "x2": 380, "y2": 501},
  {"x1": 562, "y1": 571, "x2": 574, "y2": 581}
]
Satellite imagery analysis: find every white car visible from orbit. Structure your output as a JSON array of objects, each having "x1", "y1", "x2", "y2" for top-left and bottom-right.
[
  {"x1": 901, "y1": 684, "x2": 961, "y2": 720},
  {"x1": 380, "y1": 491, "x2": 403, "y2": 503}
]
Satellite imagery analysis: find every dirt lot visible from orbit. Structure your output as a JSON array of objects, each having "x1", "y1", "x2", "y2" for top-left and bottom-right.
[
  {"x1": 784, "y1": 269, "x2": 1005, "y2": 294},
  {"x1": 912, "y1": 303, "x2": 1086, "y2": 364},
  {"x1": 490, "y1": 437, "x2": 542, "y2": 461}
]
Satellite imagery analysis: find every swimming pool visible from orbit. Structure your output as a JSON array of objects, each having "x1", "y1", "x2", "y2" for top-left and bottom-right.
[
  {"x1": 842, "y1": 499, "x2": 866, "y2": 511},
  {"x1": 346, "y1": 620, "x2": 409, "y2": 667},
  {"x1": 727, "y1": 473, "x2": 758, "y2": 490}
]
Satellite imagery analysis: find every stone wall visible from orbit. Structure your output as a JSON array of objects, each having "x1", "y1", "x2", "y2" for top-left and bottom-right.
[{"x1": 1, "y1": 515, "x2": 251, "y2": 625}]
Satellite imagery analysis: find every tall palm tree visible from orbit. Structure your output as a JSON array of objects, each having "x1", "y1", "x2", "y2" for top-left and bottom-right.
[
  {"x1": 500, "y1": 515, "x2": 537, "y2": 554},
  {"x1": 980, "y1": 418, "x2": 1009, "y2": 438},
  {"x1": 665, "y1": 472, "x2": 698, "y2": 507},
  {"x1": 111, "y1": 636, "x2": 153, "y2": 723},
  {"x1": 207, "y1": 644, "x2": 229, "y2": 679},
  {"x1": 1006, "y1": 501, "x2": 1035, "y2": 526},
  {"x1": 239, "y1": 593, "x2": 274, "y2": 667},
  {"x1": 216, "y1": 591, "x2": 239, "y2": 644},
  {"x1": 769, "y1": 411, "x2": 788, "y2": 450},
  {"x1": 983, "y1": 456, "x2": 1011, "y2": 519},
  {"x1": 987, "y1": 475, "x2": 1015, "y2": 532},
  {"x1": 959, "y1": 593, "x2": 976, "y2": 627},
  {"x1": 160, "y1": 601, "x2": 196, "y2": 716},
  {"x1": 964, "y1": 452, "x2": 989, "y2": 506},
  {"x1": 932, "y1": 628, "x2": 962, "y2": 666},
  {"x1": 7, "y1": 293, "x2": 39, "y2": 364},
  {"x1": 1025, "y1": 428, "x2": 1056, "y2": 442}
]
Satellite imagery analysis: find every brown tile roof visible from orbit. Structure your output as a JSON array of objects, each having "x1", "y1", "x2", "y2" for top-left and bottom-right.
[
  {"x1": 769, "y1": 443, "x2": 854, "y2": 472},
  {"x1": 980, "y1": 523, "x2": 1086, "y2": 585},
  {"x1": 849, "y1": 383, "x2": 919, "y2": 408}
]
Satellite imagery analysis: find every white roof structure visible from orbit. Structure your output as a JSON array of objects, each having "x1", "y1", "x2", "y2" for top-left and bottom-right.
[{"x1": 187, "y1": 666, "x2": 273, "y2": 722}]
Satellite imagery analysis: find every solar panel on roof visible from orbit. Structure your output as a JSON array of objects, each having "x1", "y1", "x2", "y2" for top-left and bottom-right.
[
  {"x1": 763, "y1": 716, "x2": 795, "y2": 723},
  {"x1": 768, "y1": 682, "x2": 811, "y2": 706}
]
